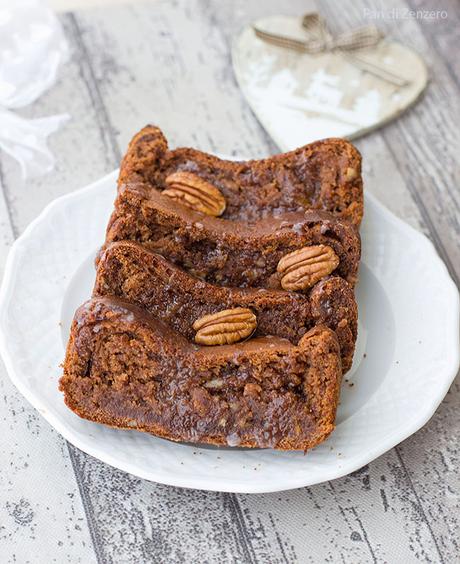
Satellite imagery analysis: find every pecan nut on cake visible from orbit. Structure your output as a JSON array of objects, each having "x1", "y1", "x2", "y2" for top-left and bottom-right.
[{"x1": 60, "y1": 298, "x2": 343, "y2": 451}]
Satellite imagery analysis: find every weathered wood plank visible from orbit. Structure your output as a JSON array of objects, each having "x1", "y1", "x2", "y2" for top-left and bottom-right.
[
  {"x1": 238, "y1": 450, "x2": 449, "y2": 563},
  {"x1": 405, "y1": 0, "x2": 460, "y2": 89},
  {"x1": 396, "y1": 384, "x2": 460, "y2": 559},
  {"x1": 0, "y1": 366, "x2": 97, "y2": 564},
  {"x1": 70, "y1": 449, "x2": 264, "y2": 564}
]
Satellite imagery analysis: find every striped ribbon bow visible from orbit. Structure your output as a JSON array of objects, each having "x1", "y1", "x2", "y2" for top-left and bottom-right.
[{"x1": 254, "y1": 13, "x2": 408, "y2": 86}]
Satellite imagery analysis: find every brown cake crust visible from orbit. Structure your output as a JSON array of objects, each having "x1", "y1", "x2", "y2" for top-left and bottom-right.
[
  {"x1": 94, "y1": 241, "x2": 358, "y2": 371},
  {"x1": 118, "y1": 125, "x2": 363, "y2": 226},
  {"x1": 104, "y1": 183, "x2": 361, "y2": 289},
  {"x1": 60, "y1": 298, "x2": 342, "y2": 451}
]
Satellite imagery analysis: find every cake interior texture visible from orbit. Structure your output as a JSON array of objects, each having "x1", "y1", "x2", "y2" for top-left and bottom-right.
[{"x1": 60, "y1": 298, "x2": 342, "y2": 450}]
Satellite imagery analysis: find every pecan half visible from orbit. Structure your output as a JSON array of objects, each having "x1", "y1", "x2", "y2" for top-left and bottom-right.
[
  {"x1": 193, "y1": 308, "x2": 257, "y2": 345},
  {"x1": 277, "y1": 245, "x2": 339, "y2": 291},
  {"x1": 163, "y1": 171, "x2": 226, "y2": 216}
]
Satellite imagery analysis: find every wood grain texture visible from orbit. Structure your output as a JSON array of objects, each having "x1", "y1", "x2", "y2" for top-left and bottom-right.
[
  {"x1": 0, "y1": 364, "x2": 96, "y2": 563},
  {"x1": 404, "y1": 0, "x2": 460, "y2": 89},
  {"x1": 0, "y1": 0, "x2": 458, "y2": 562}
]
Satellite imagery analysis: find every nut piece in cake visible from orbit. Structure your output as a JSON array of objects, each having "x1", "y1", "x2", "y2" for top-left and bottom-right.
[
  {"x1": 277, "y1": 245, "x2": 340, "y2": 291},
  {"x1": 193, "y1": 308, "x2": 256, "y2": 345},
  {"x1": 163, "y1": 171, "x2": 226, "y2": 216}
]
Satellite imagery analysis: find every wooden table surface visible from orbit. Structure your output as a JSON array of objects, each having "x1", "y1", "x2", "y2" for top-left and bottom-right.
[{"x1": 0, "y1": 0, "x2": 458, "y2": 562}]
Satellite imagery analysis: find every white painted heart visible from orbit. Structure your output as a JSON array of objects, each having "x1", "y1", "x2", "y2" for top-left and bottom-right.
[{"x1": 232, "y1": 15, "x2": 428, "y2": 150}]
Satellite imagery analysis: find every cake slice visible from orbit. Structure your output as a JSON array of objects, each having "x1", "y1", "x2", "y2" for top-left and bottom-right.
[
  {"x1": 60, "y1": 298, "x2": 342, "y2": 450},
  {"x1": 118, "y1": 125, "x2": 363, "y2": 226},
  {"x1": 103, "y1": 183, "x2": 361, "y2": 289},
  {"x1": 95, "y1": 241, "x2": 358, "y2": 371}
]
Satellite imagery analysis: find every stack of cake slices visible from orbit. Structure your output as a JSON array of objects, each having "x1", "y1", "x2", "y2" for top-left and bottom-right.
[{"x1": 61, "y1": 125, "x2": 362, "y2": 451}]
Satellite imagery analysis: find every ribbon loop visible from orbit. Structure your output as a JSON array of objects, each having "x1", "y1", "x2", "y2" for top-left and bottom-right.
[
  {"x1": 253, "y1": 12, "x2": 409, "y2": 86},
  {"x1": 301, "y1": 12, "x2": 383, "y2": 53}
]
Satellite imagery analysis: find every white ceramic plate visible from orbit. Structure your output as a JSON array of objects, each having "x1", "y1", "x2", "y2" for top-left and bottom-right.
[{"x1": 0, "y1": 170, "x2": 458, "y2": 493}]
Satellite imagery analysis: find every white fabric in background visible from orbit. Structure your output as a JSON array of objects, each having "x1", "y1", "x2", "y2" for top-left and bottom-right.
[{"x1": 0, "y1": 0, "x2": 70, "y2": 177}]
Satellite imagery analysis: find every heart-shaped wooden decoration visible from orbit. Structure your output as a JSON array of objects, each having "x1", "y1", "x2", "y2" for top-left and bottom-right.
[{"x1": 232, "y1": 15, "x2": 428, "y2": 150}]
